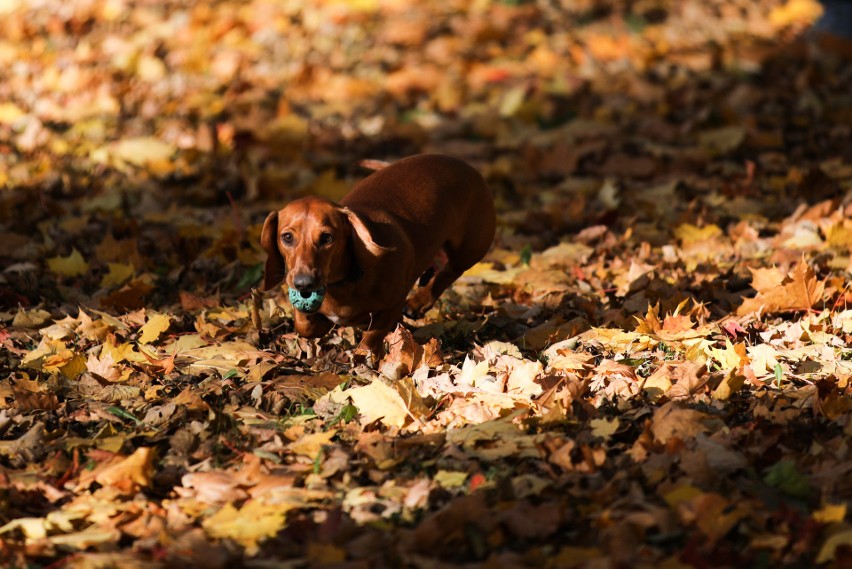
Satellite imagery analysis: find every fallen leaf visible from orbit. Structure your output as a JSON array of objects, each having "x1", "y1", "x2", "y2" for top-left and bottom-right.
[
  {"x1": 95, "y1": 447, "x2": 155, "y2": 491},
  {"x1": 347, "y1": 379, "x2": 417, "y2": 429},
  {"x1": 651, "y1": 403, "x2": 713, "y2": 444},
  {"x1": 738, "y1": 261, "x2": 825, "y2": 316},
  {"x1": 287, "y1": 430, "x2": 337, "y2": 458},
  {"x1": 817, "y1": 526, "x2": 852, "y2": 564},
  {"x1": 108, "y1": 136, "x2": 175, "y2": 167},
  {"x1": 47, "y1": 249, "x2": 89, "y2": 277},
  {"x1": 138, "y1": 313, "x2": 171, "y2": 344},
  {"x1": 202, "y1": 500, "x2": 288, "y2": 555},
  {"x1": 590, "y1": 417, "x2": 619, "y2": 441}
]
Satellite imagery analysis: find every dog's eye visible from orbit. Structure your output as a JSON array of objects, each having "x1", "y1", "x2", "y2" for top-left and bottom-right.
[
  {"x1": 281, "y1": 232, "x2": 294, "y2": 245},
  {"x1": 318, "y1": 232, "x2": 333, "y2": 246}
]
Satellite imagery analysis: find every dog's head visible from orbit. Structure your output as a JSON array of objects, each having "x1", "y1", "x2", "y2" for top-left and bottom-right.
[{"x1": 260, "y1": 197, "x2": 388, "y2": 292}]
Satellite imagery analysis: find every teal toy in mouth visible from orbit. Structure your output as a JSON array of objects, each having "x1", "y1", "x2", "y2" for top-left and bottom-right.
[{"x1": 288, "y1": 287, "x2": 326, "y2": 313}]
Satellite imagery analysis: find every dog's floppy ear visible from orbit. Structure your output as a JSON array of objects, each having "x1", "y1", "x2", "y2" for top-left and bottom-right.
[
  {"x1": 260, "y1": 211, "x2": 286, "y2": 290},
  {"x1": 342, "y1": 207, "x2": 392, "y2": 268}
]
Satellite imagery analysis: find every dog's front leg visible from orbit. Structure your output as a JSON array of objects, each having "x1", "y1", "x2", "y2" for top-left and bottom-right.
[
  {"x1": 353, "y1": 307, "x2": 403, "y2": 366},
  {"x1": 294, "y1": 311, "x2": 334, "y2": 339}
]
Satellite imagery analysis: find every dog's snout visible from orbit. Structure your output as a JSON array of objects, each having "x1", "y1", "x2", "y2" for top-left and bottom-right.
[{"x1": 292, "y1": 274, "x2": 318, "y2": 291}]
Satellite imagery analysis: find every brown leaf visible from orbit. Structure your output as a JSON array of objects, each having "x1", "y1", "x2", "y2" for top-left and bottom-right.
[
  {"x1": 95, "y1": 447, "x2": 155, "y2": 492},
  {"x1": 738, "y1": 260, "x2": 825, "y2": 316},
  {"x1": 651, "y1": 403, "x2": 714, "y2": 444}
]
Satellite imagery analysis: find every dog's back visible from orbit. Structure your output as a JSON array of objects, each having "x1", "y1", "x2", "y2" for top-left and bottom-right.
[{"x1": 341, "y1": 154, "x2": 495, "y2": 270}]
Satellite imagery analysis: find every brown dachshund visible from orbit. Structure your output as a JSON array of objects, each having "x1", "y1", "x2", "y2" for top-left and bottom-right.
[{"x1": 261, "y1": 154, "x2": 496, "y2": 362}]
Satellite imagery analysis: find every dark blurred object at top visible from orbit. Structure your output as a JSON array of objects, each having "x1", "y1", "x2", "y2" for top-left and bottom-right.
[{"x1": 815, "y1": 0, "x2": 852, "y2": 54}]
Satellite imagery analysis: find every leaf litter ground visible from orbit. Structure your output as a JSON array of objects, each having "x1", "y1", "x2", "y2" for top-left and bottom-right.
[{"x1": 2, "y1": 0, "x2": 852, "y2": 567}]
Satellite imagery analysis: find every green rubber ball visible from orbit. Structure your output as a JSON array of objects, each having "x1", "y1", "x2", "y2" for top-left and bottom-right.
[{"x1": 288, "y1": 287, "x2": 326, "y2": 313}]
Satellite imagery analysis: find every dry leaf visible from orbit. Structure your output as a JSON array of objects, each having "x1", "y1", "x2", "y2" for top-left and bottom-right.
[
  {"x1": 138, "y1": 313, "x2": 172, "y2": 344},
  {"x1": 47, "y1": 249, "x2": 89, "y2": 277}
]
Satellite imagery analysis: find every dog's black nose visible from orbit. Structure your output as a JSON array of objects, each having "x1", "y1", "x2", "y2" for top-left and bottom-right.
[{"x1": 292, "y1": 274, "x2": 317, "y2": 291}]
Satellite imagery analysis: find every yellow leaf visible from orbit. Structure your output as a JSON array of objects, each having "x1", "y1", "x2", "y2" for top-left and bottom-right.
[
  {"x1": 109, "y1": 136, "x2": 175, "y2": 166},
  {"x1": 169, "y1": 333, "x2": 208, "y2": 354},
  {"x1": 0, "y1": 517, "x2": 49, "y2": 540},
  {"x1": 287, "y1": 430, "x2": 336, "y2": 458},
  {"x1": 769, "y1": 0, "x2": 823, "y2": 28},
  {"x1": 641, "y1": 371, "x2": 672, "y2": 402},
  {"x1": 499, "y1": 85, "x2": 527, "y2": 117},
  {"x1": 325, "y1": 0, "x2": 379, "y2": 12},
  {"x1": 48, "y1": 527, "x2": 121, "y2": 550},
  {"x1": 712, "y1": 370, "x2": 745, "y2": 401},
  {"x1": 458, "y1": 356, "x2": 491, "y2": 388},
  {"x1": 47, "y1": 249, "x2": 89, "y2": 277},
  {"x1": 461, "y1": 262, "x2": 525, "y2": 285},
  {"x1": 505, "y1": 358, "x2": 543, "y2": 397},
  {"x1": 21, "y1": 338, "x2": 65, "y2": 370},
  {"x1": 59, "y1": 354, "x2": 87, "y2": 380},
  {"x1": 100, "y1": 262, "x2": 135, "y2": 288},
  {"x1": 817, "y1": 526, "x2": 852, "y2": 564},
  {"x1": 543, "y1": 342, "x2": 594, "y2": 373},
  {"x1": 826, "y1": 220, "x2": 852, "y2": 249},
  {"x1": 137, "y1": 55, "x2": 166, "y2": 81},
  {"x1": 0, "y1": 102, "x2": 26, "y2": 124},
  {"x1": 747, "y1": 344, "x2": 781, "y2": 376},
  {"x1": 346, "y1": 379, "x2": 412, "y2": 429},
  {"x1": 590, "y1": 417, "x2": 619, "y2": 440},
  {"x1": 12, "y1": 308, "x2": 52, "y2": 329},
  {"x1": 183, "y1": 340, "x2": 259, "y2": 361},
  {"x1": 30, "y1": 340, "x2": 86, "y2": 379},
  {"x1": 311, "y1": 170, "x2": 349, "y2": 201},
  {"x1": 138, "y1": 313, "x2": 171, "y2": 344},
  {"x1": 814, "y1": 503, "x2": 847, "y2": 524},
  {"x1": 709, "y1": 338, "x2": 747, "y2": 372},
  {"x1": 203, "y1": 500, "x2": 288, "y2": 555},
  {"x1": 95, "y1": 447, "x2": 155, "y2": 489},
  {"x1": 434, "y1": 470, "x2": 468, "y2": 489},
  {"x1": 674, "y1": 224, "x2": 723, "y2": 245},
  {"x1": 102, "y1": 338, "x2": 145, "y2": 364},
  {"x1": 663, "y1": 484, "x2": 703, "y2": 508},
  {"x1": 685, "y1": 338, "x2": 713, "y2": 364},
  {"x1": 582, "y1": 328, "x2": 658, "y2": 353}
]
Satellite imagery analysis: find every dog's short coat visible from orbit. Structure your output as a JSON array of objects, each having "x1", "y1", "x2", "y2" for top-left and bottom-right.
[{"x1": 261, "y1": 154, "x2": 496, "y2": 360}]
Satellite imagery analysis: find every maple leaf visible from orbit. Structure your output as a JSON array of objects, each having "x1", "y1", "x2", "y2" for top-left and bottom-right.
[
  {"x1": 202, "y1": 501, "x2": 288, "y2": 555},
  {"x1": 651, "y1": 403, "x2": 716, "y2": 444},
  {"x1": 346, "y1": 379, "x2": 423, "y2": 429},
  {"x1": 47, "y1": 249, "x2": 89, "y2": 277},
  {"x1": 180, "y1": 472, "x2": 249, "y2": 505},
  {"x1": 100, "y1": 262, "x2": 134, "y2": 288},
  {"x1": 738, "y1": 260, "x2": 826, "y2": 316},
  {"x1": 105, "y1": 136, "x2": 175, "y2": 168},
  {"x1": 86, "y1": 350, "x2": 122, "y2": 382},
  {"x1": 100, "y1": 277, "x2": 156, "y2": 310},
  {"x1": 138, "y1": 313, "x2": 171, "y2": 344},
  {"x1": 94, "y1": 447, "x2": 155, "y2": 493},
  {"x1": 287, "y1": 430, "x2": 337, "y2": 458},
  {"x1": 11, "y1": 308, "x2": 52, "y2": 329}
]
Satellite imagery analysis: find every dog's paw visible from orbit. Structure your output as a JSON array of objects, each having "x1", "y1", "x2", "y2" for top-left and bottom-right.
[{"x1": 404, "y1": 288, "x2": 435, "y2": 319}]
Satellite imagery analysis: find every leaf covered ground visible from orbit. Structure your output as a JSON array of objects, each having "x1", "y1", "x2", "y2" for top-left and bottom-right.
[{"x1": 2, "y1": 0, "x2": 852, "y2": 566}]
